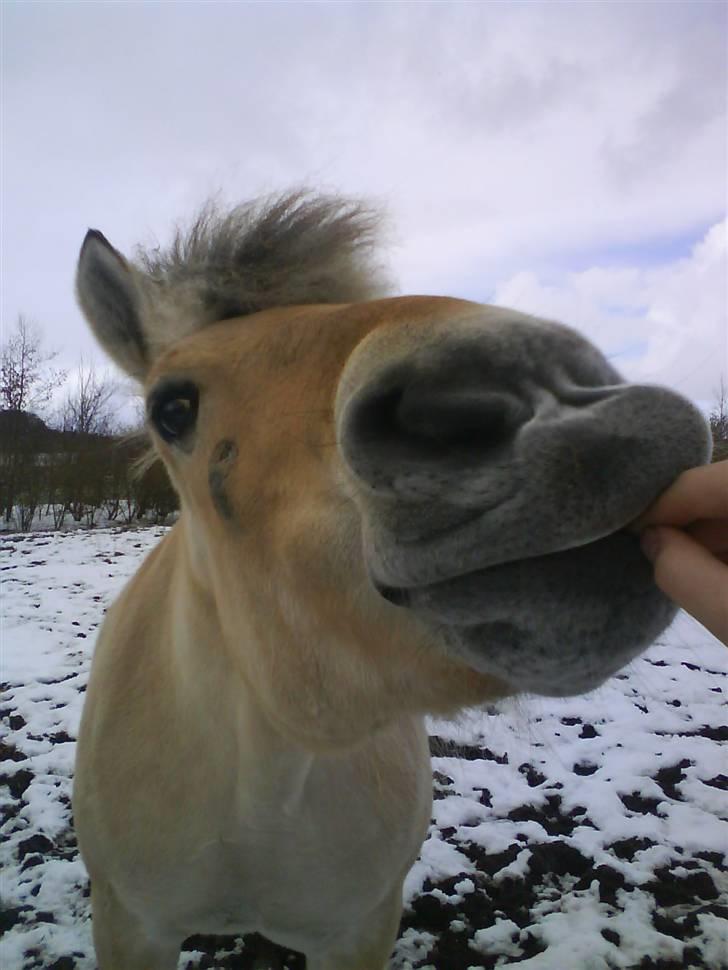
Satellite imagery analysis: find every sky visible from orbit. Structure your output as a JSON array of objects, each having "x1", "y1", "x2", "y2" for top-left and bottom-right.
[{"x1": 2, "y1": 0, "x2": 726, "y2": 417}]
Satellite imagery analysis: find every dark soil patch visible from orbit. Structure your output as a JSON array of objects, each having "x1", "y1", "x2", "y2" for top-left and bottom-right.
[
  {"x1": 653, "y1": 760, "x2": 692, "y2": 801},
  {"x1": 2, "y1": 767, "x2": 33, "y2": 799},
  {"x1": 182, "y1": 933, "x2": 304, "y2": 969},
  {"x1": 17, "y1": 834, "x2": 54, "y2": 861},
  {"x1": 647, "y1": 866, "x2": 719, "y2": 907},
  {"x1": 608, "y1": 837, "x2": 657, "y2": 860},
  {"x1": 619, "y1": 791, "x2": 665, "y2": 815},
  {"x1": 1, "y1": 741, "x2": 27, "y2": 763},
  {"x1": 506, "y1": 794, "x2": 591, "y2": 837},
  {"x1": 518, "y1": 763, "x2": 547, "y2": 787},
  {"x1": 430, "y1": 737, "x2": 508, "y2": 764}
]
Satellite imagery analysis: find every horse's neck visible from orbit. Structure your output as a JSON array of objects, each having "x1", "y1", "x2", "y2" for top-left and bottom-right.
[{"x1": 159, "y1": 522, "x2": 316, "y2": 789}]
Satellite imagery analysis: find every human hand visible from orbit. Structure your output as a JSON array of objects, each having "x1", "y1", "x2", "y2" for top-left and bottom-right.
[{"x1": 634, "y1": 461, "x2": 728, "y2": 645}]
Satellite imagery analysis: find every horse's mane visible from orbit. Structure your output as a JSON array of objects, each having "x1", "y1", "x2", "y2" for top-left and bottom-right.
[{"x1": 134, "y1": 190, "x2": 391, "y2": 329}]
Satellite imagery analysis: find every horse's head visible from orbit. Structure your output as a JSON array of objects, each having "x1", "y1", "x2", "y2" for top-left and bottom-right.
[{"x1": 76, "y1": 193, "x2": 711, "y2": 745}]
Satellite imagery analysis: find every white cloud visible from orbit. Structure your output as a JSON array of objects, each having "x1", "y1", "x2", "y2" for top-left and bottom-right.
[{"x1": 493, "y1": 221, "x2": 728, "y2": 407}]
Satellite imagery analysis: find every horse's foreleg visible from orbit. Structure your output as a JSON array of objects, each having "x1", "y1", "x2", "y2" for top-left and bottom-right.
[
  {"x1": 306, "y1": 884, "x2": 404, "y2": 970},
  {"x1": 90, "y1": 879, "x2": 180, "y2": 970}
]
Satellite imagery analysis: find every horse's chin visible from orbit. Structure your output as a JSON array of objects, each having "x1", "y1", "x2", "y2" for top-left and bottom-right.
[{"x1": 372, "y1": 530, "x2": 676, "y2": 697}]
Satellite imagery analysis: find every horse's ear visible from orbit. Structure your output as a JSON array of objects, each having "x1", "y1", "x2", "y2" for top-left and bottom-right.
[{"x1": 76, "y1": 230, "x2": 149, "y2": 380}]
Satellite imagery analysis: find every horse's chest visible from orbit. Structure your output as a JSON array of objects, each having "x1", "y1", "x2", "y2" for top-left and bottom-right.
[
  {"x1": 112, "y1": 716, "x2": 433, "y2": 947},
  {"x1": 171, "y1": 787, "x2": 426, "y2": 946}
]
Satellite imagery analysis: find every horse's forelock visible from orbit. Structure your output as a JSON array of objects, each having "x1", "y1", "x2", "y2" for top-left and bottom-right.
[{"x1": 134, "y1": 189, "x2": 392, "y2": 332}]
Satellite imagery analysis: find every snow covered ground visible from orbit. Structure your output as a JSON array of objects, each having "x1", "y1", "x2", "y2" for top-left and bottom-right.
[{"x1": 1, "y1": 527, "x2": 726, "y2": 970}]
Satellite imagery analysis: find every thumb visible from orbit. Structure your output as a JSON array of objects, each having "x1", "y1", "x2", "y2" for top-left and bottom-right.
[{"x1": 641, "y1": 526, "x2": 728, "y2": 646}]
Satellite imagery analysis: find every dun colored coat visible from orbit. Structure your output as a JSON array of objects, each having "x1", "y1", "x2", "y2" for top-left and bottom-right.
[{"x1": 73, "y1": 192, "x2": 711, "y2": 969}]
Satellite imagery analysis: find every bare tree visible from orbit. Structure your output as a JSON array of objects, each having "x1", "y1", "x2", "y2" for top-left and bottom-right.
[
  {"x1": 59, "y1": 359, "x2": 118, "y2": 435},
  {"x1": 710, "y1": 377, "x2": 728, "y2": 462},
  {"x1": 1, "y1": 315, "x2": 65, "y2": 415},
  {"x1": 47, "y1": 360, "x2": 119, "y2": 526},
  {"x1": 0, "y1": 316, "x2": 65, "y2": 523}
]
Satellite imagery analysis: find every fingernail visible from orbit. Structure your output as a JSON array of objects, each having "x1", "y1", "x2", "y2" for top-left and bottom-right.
[{"x1": 640, "y1": 527, "x2": 662, "y2": 563}]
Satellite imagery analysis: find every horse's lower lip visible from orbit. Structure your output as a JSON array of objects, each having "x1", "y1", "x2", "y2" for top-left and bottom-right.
[{"x1": 372, "y1": 529, "x2": 637, "y2": 608}]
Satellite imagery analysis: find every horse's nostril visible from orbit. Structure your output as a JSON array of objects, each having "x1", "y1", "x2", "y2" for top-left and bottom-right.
[
  {"x1": 373, "y1": 581, "x2": 410, "y2": 607},
  {"x1": 357, "y1": 386, "x2": 406, "y2": 440},
  {"x1": 351, "y1": 378, "x2": 530, "y2": 455},
  {"x1": 397, "y1": 384, "x2": 530, "y2": 448}
]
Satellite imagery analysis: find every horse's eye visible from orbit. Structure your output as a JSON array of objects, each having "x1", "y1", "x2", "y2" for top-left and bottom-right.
[{"x1": 149, "y1": 381, "x2": 199, "y2": 443}]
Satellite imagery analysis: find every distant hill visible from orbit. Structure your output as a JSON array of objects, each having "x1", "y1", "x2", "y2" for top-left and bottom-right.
[
  {"x1": 0, "y1": 409, "x2": 50, "y2": 437},
  {"x1": 0, "y1": 410, "x2": 115, "y2": 452}
]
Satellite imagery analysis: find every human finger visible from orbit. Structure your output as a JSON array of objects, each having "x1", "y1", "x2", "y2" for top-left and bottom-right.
[
  {"x1": 686, "y1": 518, "x2": 728, "y2": 557},
  {"x1": 641, "y1": 525, "x2": 728, "y2": 645},
  {"x1": 634, "y1": 461, "x2": 728, "y2": 529}
]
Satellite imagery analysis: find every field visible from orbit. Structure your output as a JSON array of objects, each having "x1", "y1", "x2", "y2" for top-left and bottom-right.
[{"x1": 1, "y1": 528, "x2": 726, "y2": 969}]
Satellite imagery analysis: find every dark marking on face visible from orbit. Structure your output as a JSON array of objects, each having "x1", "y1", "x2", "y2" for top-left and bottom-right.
[{"x1": 208, "y1": 439, "x2": 239, "y2": 520}]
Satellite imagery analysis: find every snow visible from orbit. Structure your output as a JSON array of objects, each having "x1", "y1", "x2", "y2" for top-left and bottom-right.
[{"x1": 1, "y1": 527, "x2": 726, "y2": 969}]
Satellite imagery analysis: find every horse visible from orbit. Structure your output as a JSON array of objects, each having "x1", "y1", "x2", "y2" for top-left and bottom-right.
[{"x1": 73, "y1": 190, "x2": 711, "y2": 969}]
